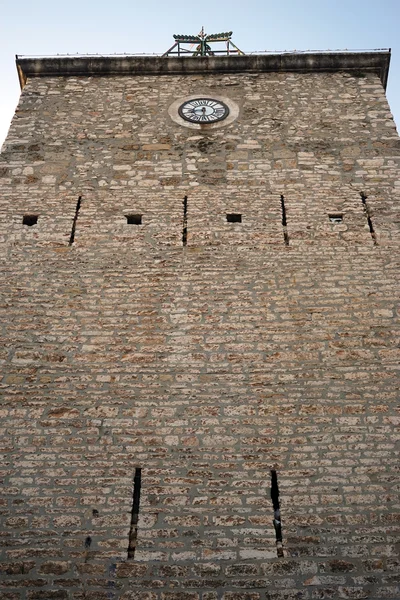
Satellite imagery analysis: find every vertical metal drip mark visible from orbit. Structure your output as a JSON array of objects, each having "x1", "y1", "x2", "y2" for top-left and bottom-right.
[
  {"x1": 127, "y1": 468, "x2": 142, "y2": 559},
  {"x1": 280, "y1": 195, "x2": 290, "y2": 246},
  {"x1": 182, "y1": 195, "x2": 188, "y2": 246},
  {"x1": 69, "y1": 196, "x2": 82, "y2": 245},
  {"x1": 271, "y1": 469, "x2": 284, "y2": 557},
  {"x1": 360, "y1": 192, "x2": 377, "y2": 245}
]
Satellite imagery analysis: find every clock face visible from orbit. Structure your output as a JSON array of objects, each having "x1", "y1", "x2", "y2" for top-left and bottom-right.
[{"x1": 178, "y1": 98, "x2": 229, "y2": 123}]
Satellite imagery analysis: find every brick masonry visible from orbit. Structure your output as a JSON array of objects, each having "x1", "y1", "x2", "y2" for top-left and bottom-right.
[{"x1": 0, "y1": 55, "x2": 399, "y2": 599}]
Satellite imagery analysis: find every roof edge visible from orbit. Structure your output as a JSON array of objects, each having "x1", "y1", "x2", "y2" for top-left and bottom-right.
[{"x1": 16, "y1": 51, "x2": 391, "y2": 90}]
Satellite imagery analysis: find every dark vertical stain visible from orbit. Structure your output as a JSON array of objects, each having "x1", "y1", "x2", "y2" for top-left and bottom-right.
[{"x1": 84, "y1": 535, "x2": 92, "y2": 563}]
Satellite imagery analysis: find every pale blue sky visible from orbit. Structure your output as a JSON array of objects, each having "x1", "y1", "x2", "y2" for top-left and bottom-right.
[{"x1": 1, "y1": 0, "x2": 399, "y2": 146}]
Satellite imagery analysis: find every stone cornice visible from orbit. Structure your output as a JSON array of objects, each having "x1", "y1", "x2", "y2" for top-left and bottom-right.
[{"x1": 16, "y1": 51, "x2": 391, "y2": 90}]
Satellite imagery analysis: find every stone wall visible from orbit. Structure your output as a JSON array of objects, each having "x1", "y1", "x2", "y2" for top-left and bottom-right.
[{"x1": 0, "y1": 62, "x2": 399, "y2": 599}]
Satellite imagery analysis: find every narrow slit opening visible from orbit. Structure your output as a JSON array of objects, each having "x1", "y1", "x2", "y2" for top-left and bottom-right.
[
  {"x1": 182, "y1": 196, "x2": 188, "y2": 246},
  {"x1": 127, "y1": 468, "x2": 142, "y2": 559},
  {"x1": 271, "y1": 469, "x2": 284, "y2": 557},
  {"x1": 360, "y1": 192, "x2": 377, "y2": 245},
  {"x1": 69, "y1": 196, "x2": 82, "y2": 245},
  {"x1": 280, "y1": 195, "x2": 289, "y2": 246}
]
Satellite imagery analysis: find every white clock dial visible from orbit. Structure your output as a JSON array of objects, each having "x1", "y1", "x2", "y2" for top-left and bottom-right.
[{"x1": 178, "y1": 98, "x2": 229, "y2": 123}]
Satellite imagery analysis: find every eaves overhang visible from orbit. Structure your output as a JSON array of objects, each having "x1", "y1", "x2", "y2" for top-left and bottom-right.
[{"x1": 16, "y1": 51, "x2": 391, "y2": 91}]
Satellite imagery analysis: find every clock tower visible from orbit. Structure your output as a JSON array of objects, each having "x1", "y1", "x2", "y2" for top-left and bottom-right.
[{"x1": 0, "y1": 37, "x2": 399, "y2": 598}]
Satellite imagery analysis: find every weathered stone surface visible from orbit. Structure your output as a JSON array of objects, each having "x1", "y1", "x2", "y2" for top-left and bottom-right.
[{"x1": 0, "y1": 53, "x2": 399, "y2": 598}]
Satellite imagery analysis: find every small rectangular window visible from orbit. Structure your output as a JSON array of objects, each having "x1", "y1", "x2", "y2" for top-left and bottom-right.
[
  {"x1": 126, "y1": 214, "x2": 142, "y2": 225},
  {"x1": 226, "y1": 213, "x2": 242, "y2": 223},
  {"x1": 329, "y1": 214, "x2": 343, "y2": 224},
  {"x1": 23, "y1": 215, "x2": 38, "y2": 226}
]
